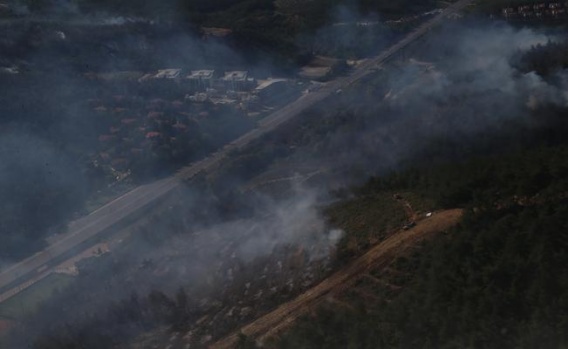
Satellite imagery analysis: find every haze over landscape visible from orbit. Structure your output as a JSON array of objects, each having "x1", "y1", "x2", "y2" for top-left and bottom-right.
[{"x1": 0, "y1": 0, "x2": 568, "y2": 348}]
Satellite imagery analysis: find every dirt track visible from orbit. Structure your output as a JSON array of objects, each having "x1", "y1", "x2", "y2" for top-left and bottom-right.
[{"x1": 209, "y1": 208, "x2": 464, "y2": 348}]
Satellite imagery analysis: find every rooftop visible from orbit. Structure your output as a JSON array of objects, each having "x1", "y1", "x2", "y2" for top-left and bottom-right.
[
  {"x1": 187, "y1": 70, "x2": 215, "y2": 79},
  {"x1": 299, "y1": 67, "x2": 332, "y2": 80},
  {"x1": 202, "y1": 27, "x2": 233, "y2": 38},
  {"x1": 222, "y1": 71, "x2": 248, "y2": 81},
  {"x1": 255, "y1": 79, "x2": 288, "y2": 90},
  {"x1": 154, "y1": 69, "x2": 182, "y2": 79}
]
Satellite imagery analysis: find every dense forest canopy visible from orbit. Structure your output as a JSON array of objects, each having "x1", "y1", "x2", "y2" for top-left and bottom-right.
[{"x1": 277, "y1": 143, "x2": 568, "y2": 348}]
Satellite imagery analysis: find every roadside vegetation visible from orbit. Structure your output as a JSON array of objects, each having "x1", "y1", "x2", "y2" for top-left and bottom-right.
[{"x1": 0, "y1": 274, "x2": 73, "y2": 320}]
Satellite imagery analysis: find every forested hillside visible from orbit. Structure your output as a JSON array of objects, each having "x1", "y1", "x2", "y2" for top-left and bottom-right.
[
  {"x1": 277, "y1": 205, "x2": 568, "y2": 348},
  {"x1": 274, "y1": 140, "x2": 568, "y2": 348}
]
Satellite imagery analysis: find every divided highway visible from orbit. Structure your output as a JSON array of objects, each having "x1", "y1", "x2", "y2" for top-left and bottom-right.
[{"x1": 0, "y1": 0, "x2": 472, "y2": 298}]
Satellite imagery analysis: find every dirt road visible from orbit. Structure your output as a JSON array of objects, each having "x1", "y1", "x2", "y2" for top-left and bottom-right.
[{"x1": 210, "y1": 208, "x2": 463, "y2": 348}]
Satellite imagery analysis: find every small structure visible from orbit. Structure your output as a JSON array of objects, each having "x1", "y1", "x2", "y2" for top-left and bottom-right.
[
  {"x1": 145, "y1": 131, "x2": 161, "y2": 139},
  {"x1": 138, "y1": 73, "x2": 155, "y2": 82},
  {"x1": 153, "y1": 69, "x2": 182, "y2": 79},
  {"x1": 502, "y1": 7, "x2": 517, "y2": 17},
  {"x1": 240, "y1": 94, "x2": 260, "y2": 111},
  {"x1": 187, "y1": 70, "x2": 216, "y2": 90},
  {"x1": 0, "y1": 65, "x2": 19, "y2": 74},
  {"x1": 221, "y1": 71, "x2": 252, "y2": 91},
  {"x1": 0, "y1": 3, "x2": 14, "y2": 17},
  {"x1": 502, "y1": 2, "x2": 568, "y2": 20},
  {"x1": 299, "y1": 56, "x2": 348, "y2": 81},
  {"x1": 254, "y1": 78, "x2": 288, "y2": 98},
  {"x1": 186, "y1": 93, "x2": 208, "y2": 103},
  {"x1": 202, "y1": 27, "x2": 233, "y2": 40}
]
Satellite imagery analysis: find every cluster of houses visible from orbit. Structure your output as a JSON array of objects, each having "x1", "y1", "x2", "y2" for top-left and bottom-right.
[
  {"x1": 87, "y1": 69, "x2": 298, "y2": 180},
  {"x1": 501, "y1": 2, "x2": 568, "y2": 19},
  {"x1": 91, "y1": 95, "x2": 196, "y2": 177},
  {"x1": 136, "y1": 68, "x2": 294, "y2": 108}
]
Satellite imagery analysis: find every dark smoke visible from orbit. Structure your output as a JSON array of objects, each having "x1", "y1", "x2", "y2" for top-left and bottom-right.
[{"x1": 284, "y1": 20, "x2": 568, "y2": 186}]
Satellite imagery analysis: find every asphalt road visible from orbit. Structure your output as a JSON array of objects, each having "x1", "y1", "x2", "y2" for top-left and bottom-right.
[{"x1": 0, "y1": 0, "x2": 473, "y2": 298}]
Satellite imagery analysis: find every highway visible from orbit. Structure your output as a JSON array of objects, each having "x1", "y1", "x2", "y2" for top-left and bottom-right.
[{"x1": 0, "y1": 0, "x2": 472, "y2": 299}]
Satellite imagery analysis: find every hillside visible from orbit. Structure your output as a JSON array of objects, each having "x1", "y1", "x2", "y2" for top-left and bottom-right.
[
  {"x1": 270, "y1": 143, "x2": 568, "y2": 348},
  {"x1": 212, "y1": 208, "x2": 464, "y2": 349}
]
